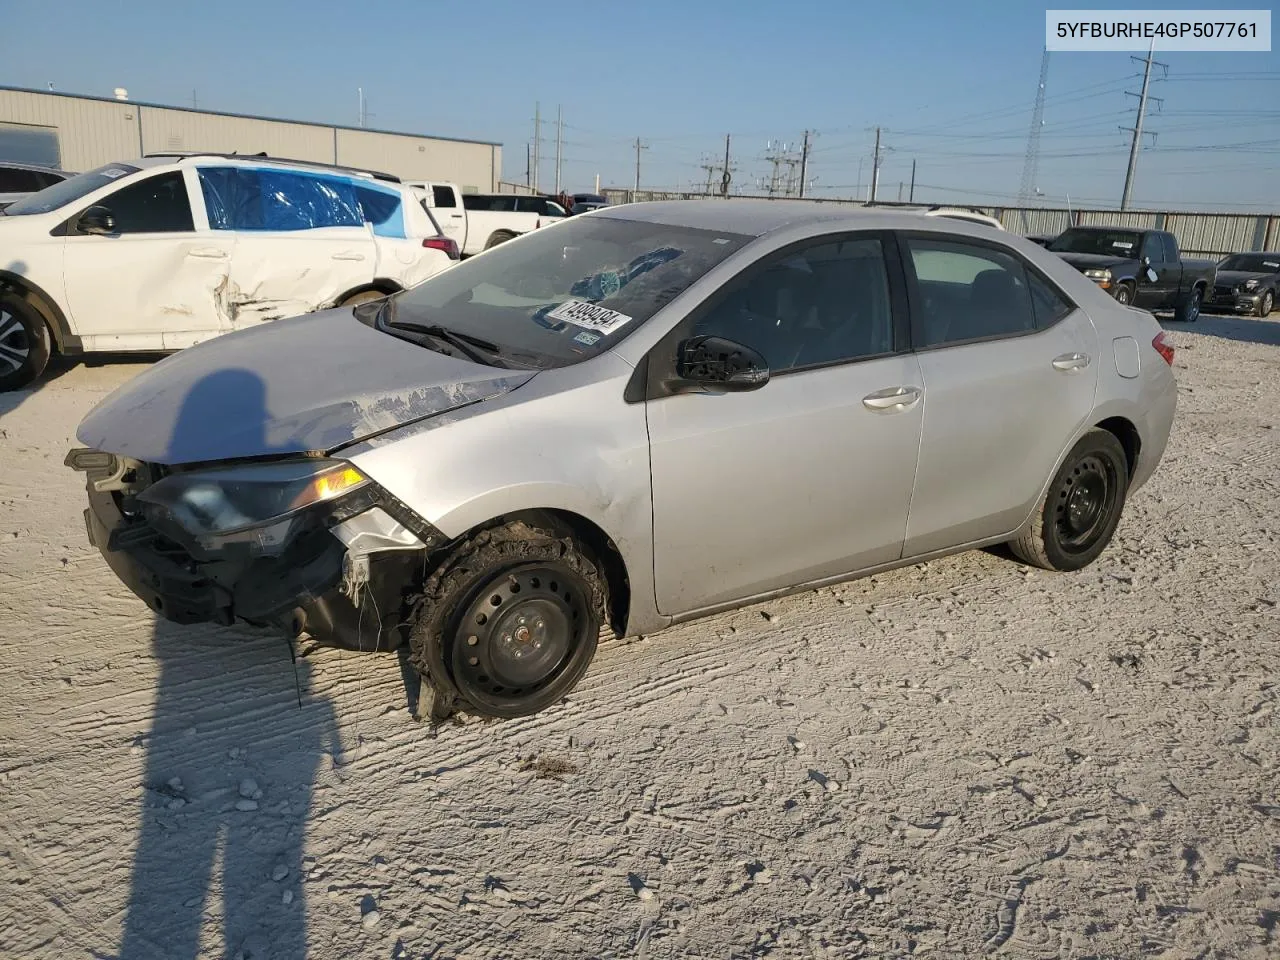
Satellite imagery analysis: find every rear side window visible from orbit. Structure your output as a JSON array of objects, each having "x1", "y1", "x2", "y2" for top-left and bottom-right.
[
  {"x1": 199, "y1": 167, "x2": 363, "y2": 231},
  {"x1": 905, "y1": 237, "x2": 1036, "y2": 347},
  {"x1": 1027, "y1": 271, "x2": 1074, "y2": 327},
  {"x1": 515, "y1": 196, "x2": 546, "y2": 214},
  {"x1": 100, "y1": 171, "x2": 194, "y2": 234},
  {"x1": 355, "y1": 185, "x2": 405, "y2": 238},
  {"x1": 431, "y1": 185, "x2": 456, "y2": 208}
]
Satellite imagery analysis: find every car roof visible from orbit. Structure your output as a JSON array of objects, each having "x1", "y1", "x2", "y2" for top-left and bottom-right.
[{"x1": 591, "y1": 199, "x2": 1015, "y2": 240}]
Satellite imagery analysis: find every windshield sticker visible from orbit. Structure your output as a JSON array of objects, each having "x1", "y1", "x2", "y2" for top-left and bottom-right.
[
  {"x1": 1111, "y1": 241, "x2": 1134, "y2": 250},
  {"x1": 545, "y1": 299, "x2": 634, "y2": 336},
  {"x1": 573, "y1": 330, "x2": 602, "y2": 346},
  {"x1": 1265, "y1": 261, "x2": 1279, "y2": 269},
  {"x1": 713, "y1": 238, "x2": 731, "y2": 244},
  {"x1": 101, "y1": 167, "x2": 131, "y2": 179}
]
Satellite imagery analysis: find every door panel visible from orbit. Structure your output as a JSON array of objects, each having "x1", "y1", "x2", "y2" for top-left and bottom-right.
[
  {"x1": 61, "y1": 170, "x2": 228, "y2": 345},
  {"x1": 648, "y1": 355, "x2": 925, "y2": 613}
]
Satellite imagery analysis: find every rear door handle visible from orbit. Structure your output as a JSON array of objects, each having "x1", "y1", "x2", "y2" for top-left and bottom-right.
[
  {"x1": 189, "y1": 247, "x2": 228, "y2": 259},
  {"x1": 862, "y1": 386, "x2": 922, "y2": 412},
  {"x1": 1051, "y1": 352, "x2": 1091, "y2": 372},
  {"x1": 449, "y1": 214, "x2": 463, "y2": 219},
  {"x1": 331, "y1": 251, "x2": 366, "y2": 261}
]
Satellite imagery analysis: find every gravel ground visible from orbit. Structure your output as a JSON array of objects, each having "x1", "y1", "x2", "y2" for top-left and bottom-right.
[{"x1": 0, "y1": 315, "x2": 1277, "y2": 960}]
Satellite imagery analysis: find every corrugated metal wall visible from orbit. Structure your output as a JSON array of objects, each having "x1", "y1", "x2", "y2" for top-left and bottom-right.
[
  {"x1": 0, "y1": 88, "x2": 499, "y2": 191},
  {"x1": 601, "y1": 190, "x2": 1280, "y2": 259}
]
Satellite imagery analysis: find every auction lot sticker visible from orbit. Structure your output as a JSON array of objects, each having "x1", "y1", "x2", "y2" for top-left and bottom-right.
[
  {"x1": 1047, "y1": 9, "x2": 1271, "y2": 51},
  {"x1": 545, "y1": 299, "x2": 634, "y2": 336}
]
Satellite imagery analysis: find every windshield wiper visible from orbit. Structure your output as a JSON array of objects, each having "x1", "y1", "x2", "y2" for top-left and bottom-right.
[{"x1": 385, "y1": 320, "x2": 502, "y2": 365}]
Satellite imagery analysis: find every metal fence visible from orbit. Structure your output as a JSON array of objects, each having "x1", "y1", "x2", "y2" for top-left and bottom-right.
[{"x1": 599, "y1": 190, "x2": 1280, "y2": 260}]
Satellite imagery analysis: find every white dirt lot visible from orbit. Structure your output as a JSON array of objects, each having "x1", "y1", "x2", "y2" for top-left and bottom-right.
[{"x1": 1, "y1": 315, "x2": 1277, "y2": 960}]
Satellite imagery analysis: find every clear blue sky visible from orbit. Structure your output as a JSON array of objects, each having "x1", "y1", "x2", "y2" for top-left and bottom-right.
[{"x1": 4, "y1": 0, "x2": 1278, "y2": 210}]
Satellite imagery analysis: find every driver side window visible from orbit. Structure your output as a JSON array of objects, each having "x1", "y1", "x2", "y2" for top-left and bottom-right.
[
  {"x1": 98, "y1": 171, "x2": 194, "y2": 234},
  {"x1": 690, "y1": 236, "x2": 893, "y2": 374}
]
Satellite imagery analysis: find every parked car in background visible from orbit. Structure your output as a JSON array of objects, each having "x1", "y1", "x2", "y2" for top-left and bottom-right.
[
  {"x1": 923, "y1": 206, "x2": 1004, "y2": 230},
  {"x1": 1025, "y1": 233, "x2": 1058, "y2": 247},
  {"x1": 570, "y1": 201, "x2": 609, "y2": 215},
  {"x1": 1046, "y1": 226, "x2": 1215, "y2": 321},
  {"x1": 1207, "y1": 251, "x2": 1278, "y2": 317},
  {"x1": 67, "y1": 201, "x2": 1176, "y2": 721},
  {"x1": 0, "y1": 161, "x2": 74, "y2": 211},
  {"x1": 0, "y1": 153, "x2": 457, "y2": 390},
  {"x1": 407, "y1": 182, "x2": 567, "y2": 256}
]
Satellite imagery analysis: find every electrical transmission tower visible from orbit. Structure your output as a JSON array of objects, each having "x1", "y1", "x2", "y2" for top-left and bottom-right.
[
  {"x1": 1120, "y1": 41, "x2": 1167, "y2": 210},
  {"x1": 1017, "y1": 48, "x2": 1051, "y2": 223},
  {"x1": 760, "y1": 139, "x2": 808, "y2": 197}
]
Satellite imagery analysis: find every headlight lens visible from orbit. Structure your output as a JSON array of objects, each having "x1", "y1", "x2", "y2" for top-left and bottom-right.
[
  {"x1": 1244, "y1": 279, "x2": 1259, "y2": 289},
  {"x1": 137, "y1": 459, "x2": 368, "y2": 539},
  {"x1": 1083, "y1": 268, "x2": 1112, "y2": 281}
]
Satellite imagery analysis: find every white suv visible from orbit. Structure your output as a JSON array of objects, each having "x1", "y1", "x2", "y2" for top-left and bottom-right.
[{"x1": 0, "y1": 153, "x2": 459, "y2": 389}]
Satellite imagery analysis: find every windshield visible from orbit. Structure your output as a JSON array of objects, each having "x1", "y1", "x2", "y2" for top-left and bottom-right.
[
  {"x1": 1219, "y1": 254, "x2": 1280, "y2": 273},
  {"x1": 2, "y1": 162, "x2": 140, "y2": 216},
  {"x1": 1048, "y1": 229, "x2": 1142, "y2": 257},
  {"x1": 380, "y1": 215, "x2": 752, "y2": 367}
]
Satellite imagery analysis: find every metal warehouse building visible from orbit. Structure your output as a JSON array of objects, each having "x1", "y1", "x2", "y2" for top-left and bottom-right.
[{"x1": 0, "y1": 87, "x2": 501, "y2": 192}]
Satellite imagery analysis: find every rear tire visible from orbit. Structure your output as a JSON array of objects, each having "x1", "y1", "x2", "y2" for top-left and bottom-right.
[
  {"x1": 1257, "y1": 290, "x2": 1273, "y2": 318},
  {"x1": 338, "y1": 289, "x2": 389, "y2": 308},
  {"x1": 1174, "y1": 286, "x2": 1203, "y2": 323},
  {"x1": 408, "y1": 520, "x2": 606, "y2": 719},
  {"x1": 485, "y1": 231, "x2": 515, "y2": 250},
  {"x1": 0, "y1": 293, "x2": 52, "y2": 392},
  {"x1": 1009, "y1": 429, "x2": 1129, "y2": 572}
]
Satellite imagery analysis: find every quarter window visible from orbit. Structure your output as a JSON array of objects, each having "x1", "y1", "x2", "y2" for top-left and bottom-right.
[
  {"x1": 905, "y1": 237, "x2": 1036, "y2": 347},
  {"x1": 691, "y1": 236, "x2": 894, "y2": 373},
  {"x1": 100, "y1": 171, "x2": 194, "y2": 234},
  {"x1": 1027, "y1": 271, "x2": 1074, "y2": 327}
]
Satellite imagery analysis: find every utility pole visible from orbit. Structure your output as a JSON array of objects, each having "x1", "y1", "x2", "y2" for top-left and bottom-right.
[
  {"x1": 525, "y1": 143, "x2": 532, "y2": 188},
  {"x1": 797, "y1": 130, "x2": 811, "y2": 199},
  {"x1": 633, "y1": 138, "x2": 647, "y2": 199},
  {"x1": 357, "y1": 87, "x2": 364, "y2": 128},
  {"x1": 856, "y1": 157, "x2": 863, "y2": 201},
  {"x1": 554, "y1": 105, "x2": 563, "y2": 194},
  {"x1": 721, "y1": 133, "x2": 732, "y2": 197},
  {"x1": 1120, "y1": 40, "x2": 1166, "y2": 211},
  {"x1": 532, "y1": 102, "x2": 541, "y2": 193},
  {"x1": 869, "y1": 127, "x2": 882, "y2": 203},
  {"x1": 897, "y1": 181, "x2": 903, "y2": 202},
  {"x1": 192, "y1": 88, "x2": 198, "y2": 109},
  {"x1": 909, "y1": 158, "x2": 917, "y2": 203}
]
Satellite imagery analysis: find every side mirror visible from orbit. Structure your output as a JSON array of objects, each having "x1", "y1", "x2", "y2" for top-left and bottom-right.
[
  {"x1": 668, "y1": 335, "x2": 770, "y2": 394},
  {"x1": 78, "y1": 205, "x2": 117, "y2": 236}
]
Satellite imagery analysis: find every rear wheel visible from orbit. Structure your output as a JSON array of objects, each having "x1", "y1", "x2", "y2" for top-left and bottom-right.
[
  {"x1": 1257, "y1": 290, "x2": 1273, "y2": 318},
  {"x1": 485, "y1": 230, "x2": 515, "y2": 250},
  {"x1": 1009, "y1": 429, "x2": 1129, "y2": 572},
  {"x1": 409, "y1": 520, "x2": 605, "y2": 719},
  {"x1": 0, "y1": 293, "x2": 52, "y2": 392},
  {"x1": 1174, "y1": 286, "x2": 1203, "y2": 323}
]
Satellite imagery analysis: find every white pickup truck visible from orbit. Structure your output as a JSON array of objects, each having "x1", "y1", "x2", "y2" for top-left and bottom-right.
[{"x1": 405, "y1": 182, "x2": 567, "y2": 257}]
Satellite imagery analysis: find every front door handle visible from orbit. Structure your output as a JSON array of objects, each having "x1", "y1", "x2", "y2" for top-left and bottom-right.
[
  {"x1": 189, "y1": 247, "x2": 228, "y2": 259},
  {"x1": 862, "y1": 386, "x2": 922, "y2": 412},
  {"x1": 1051, "y1": 352, "x2": 1091, "y2": 372},
  {"x1": 331, "y1": 251, "x2": 366, "y2": 262}
]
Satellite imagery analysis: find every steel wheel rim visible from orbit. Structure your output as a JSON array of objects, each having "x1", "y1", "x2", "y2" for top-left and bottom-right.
[
  {"x1": 0, "y1": 308, "x2": 31, "y2": 375},
  {"x1": 453, "y1": 564, "x2": 590, "y2": 703},
  {"x1": 1054, "y1": 455, "x2": 1115, "y2": 553},
  {"x1": 1116, "y1": 287, "x2": 1130, "y2": 305}
]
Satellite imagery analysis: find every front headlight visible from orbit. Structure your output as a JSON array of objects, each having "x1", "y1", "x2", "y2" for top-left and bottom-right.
[
  {"x1": 1243, "y1": 279, "x2": 1259, "y2": 290},
  {"x1": 1083, "y1": 268, "x2": 1112, "y2": 281},
  {"x1": 137, "y1": 459, "x2": 369, "y2": 550}
]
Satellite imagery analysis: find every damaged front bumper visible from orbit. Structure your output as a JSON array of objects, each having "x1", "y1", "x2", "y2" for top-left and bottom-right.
[{"x1": 69, "y1": 450, "x2": 445, "y2": 651}]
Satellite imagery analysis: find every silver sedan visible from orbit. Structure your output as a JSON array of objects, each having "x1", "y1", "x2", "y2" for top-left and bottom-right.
[{"x1": 69, "y1": 200, "x2": 1178, "y2": 719}]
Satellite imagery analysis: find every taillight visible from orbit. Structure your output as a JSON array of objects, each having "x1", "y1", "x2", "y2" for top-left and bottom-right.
[
  {"x1": 423, "y1": 236, "x2": 460, "y2": 260},
  {"x1": 1152, "y1": 331, "x2": 1174, "y2": 366}
]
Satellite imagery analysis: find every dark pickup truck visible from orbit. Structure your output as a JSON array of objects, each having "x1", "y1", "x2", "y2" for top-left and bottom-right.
[{"x1": 1046, "y1": 226, "x2": 1216, "y2": 322}]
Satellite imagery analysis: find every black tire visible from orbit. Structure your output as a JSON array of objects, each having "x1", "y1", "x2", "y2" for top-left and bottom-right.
[
  {"x1": 1113, "y1": 282, "x2": 1134, "y2": 306},
  {"x1": 0, "y1": 293, "x2": 52, "y2": 392},
  {"x1": 1257, "y1": 290, "x2": 1273, "y2": 319},
  {"x1": 409, "y1": 520, "x2": 606, "y2": 719},
  {"x1": 338, "y1": 288, "x2": 389, "y2": 308},
  {"x1": 485, "y1": 231, "x2": 515, "y2": 250},
  {"x1": 1009, "y1": 429, "x2": 1130, "y2": 572},
  {"x1": 1174, "y1": 285, "x2": 1203, "y2": 323}
]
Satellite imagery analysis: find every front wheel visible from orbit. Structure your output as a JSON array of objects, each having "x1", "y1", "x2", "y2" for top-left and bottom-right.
[
  {"x1": 1257, "y1": 290, "x2": 1273, "y2": 319},
  {"x1": 1113, "y1": 282, "x2": 1134, "y2": 306},
  {"x1": 1009, "y1": 429, "x2": 1129, "y2": 572},
  {"x1": 0, "y1": 293, "x2": 52, "y2": 392},
  {"x1": 1174, "y1": 286, "x2": 1203, "y2": 323},
  {"x1": 409, "y1": 520, "x2": 605, "y2": 719}
]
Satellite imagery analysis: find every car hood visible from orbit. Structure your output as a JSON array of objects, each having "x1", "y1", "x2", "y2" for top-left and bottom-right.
[
  {"x1": 77, "y1": 308, "x2": 536, "y2": 465},
  {"x1": 1215, "y1": 269, "x2": 1276, "y2": 286},
  {"x1": 1050, "y1": 252, "x2": 1134, "y2": 271}
]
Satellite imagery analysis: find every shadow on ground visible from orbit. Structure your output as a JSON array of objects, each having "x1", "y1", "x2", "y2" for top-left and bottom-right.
[{"x1": 1169, "y1": 313, "x2": 1280, "y2": 347}]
